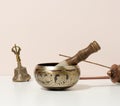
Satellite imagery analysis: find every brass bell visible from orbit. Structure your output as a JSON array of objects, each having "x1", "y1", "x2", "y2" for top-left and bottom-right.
[{"x1": 12, "y1": 44, "x2": 31, "y2": 82}]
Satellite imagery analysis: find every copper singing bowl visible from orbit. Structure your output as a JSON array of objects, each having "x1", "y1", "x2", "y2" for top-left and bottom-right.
[{"x1": 34, "y1": 63, "x2": 80, "y2": 90}]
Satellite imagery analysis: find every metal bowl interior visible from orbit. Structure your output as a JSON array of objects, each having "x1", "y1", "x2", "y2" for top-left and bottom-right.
[{"x1": 34, "y1": 63, "x2": 80, "y2": 90}]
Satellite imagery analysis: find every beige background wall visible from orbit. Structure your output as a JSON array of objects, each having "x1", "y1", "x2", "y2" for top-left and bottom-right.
[{"x1": 0, "y1": 0, "x2": 120, "y2": 77}]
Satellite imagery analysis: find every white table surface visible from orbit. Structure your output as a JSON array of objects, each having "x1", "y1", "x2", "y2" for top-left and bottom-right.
[{"x1": 0, "y1": 76, "x2": 120, "y2": 106}]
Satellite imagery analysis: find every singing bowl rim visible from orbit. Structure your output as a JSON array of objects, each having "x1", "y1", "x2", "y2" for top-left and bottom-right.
[
  {"x1": 36, "y1": 62, "x2": 78, "y2": 69},
  {"x1": 34, "y1": 62, "x2": 80, "y2": 75}
]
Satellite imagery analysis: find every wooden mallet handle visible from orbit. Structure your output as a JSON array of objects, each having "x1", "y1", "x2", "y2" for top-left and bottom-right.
[{"x1": 59, "y1": 54, "x2": 110, "y2": 80}]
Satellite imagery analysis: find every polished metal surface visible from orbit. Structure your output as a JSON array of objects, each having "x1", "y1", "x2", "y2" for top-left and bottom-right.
[{"x1": 34, "y1": 63, "x2": 80, "y2": 90}]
